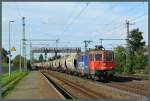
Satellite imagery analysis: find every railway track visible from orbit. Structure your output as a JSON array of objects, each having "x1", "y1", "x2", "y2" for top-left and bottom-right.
[
  {"x1": 55, "y1": 70, "x2": 148, "y2": 96},
  {"x1": 83, "y1": 77, "x2": 148, "y2": 98},
  {"x1": 114, "y1": 73, "x2": 148, "y2": 80},
  {"x1": 86, "y1": 75, "x2": 148, "y2": 96},
  {"x1": 42, "y1": 71, "x2": 109, "y2": 99},
  {"x1": 104, "y1": 81, "x2": 148, "y2": 96},
  {"x1": 41, "y1": 70, "x2": 147, "y2": 100},
  {"x1": 41, "y1": 72, "x2": 75, "y2": 99},
  {"x1": 81, "y1": 74, "x2": 148, "y2": 96}
]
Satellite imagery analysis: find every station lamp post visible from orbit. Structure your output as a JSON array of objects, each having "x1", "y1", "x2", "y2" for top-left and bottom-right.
[{"x1": 8, "y1": 20, "x2": 15, "y2": 77}]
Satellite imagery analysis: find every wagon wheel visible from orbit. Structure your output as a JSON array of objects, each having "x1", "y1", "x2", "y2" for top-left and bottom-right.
[
  {"x1": 87, "y1": 74, "x2": 90, "y2": 79},
  {"x1": 100, "y1": 76, "x2": 109, "y2": 83},
  {"x1": 90, "y1": 74, "x2": 95, "y2": 80}
]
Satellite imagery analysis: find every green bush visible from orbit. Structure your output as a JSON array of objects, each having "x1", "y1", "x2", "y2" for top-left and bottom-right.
[{"x1": 1, "y1": 71, "x2": 23, "y2": 87}]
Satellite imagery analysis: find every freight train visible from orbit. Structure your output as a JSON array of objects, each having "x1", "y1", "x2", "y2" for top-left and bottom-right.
[{"x1": 32, "y1": 45, "x2": 115, "y2": 80}]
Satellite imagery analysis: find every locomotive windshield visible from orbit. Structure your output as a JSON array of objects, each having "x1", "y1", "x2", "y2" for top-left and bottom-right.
[
  {"x1": 95, "y1": 53, "x2": 102, "y2": 61},
  {"x1": 106, "y1": 51, "x2": 113, "y2": 61}
]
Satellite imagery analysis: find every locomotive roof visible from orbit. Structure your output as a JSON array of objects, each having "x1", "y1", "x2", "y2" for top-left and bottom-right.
[{"x1": 79, "y1": 50, "x2": 113, "y2": 55}]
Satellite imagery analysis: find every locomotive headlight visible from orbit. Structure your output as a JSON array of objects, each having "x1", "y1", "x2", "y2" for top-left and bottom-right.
[{"x1": 102, "y1": 63, "x2": 106, "y2": 66}]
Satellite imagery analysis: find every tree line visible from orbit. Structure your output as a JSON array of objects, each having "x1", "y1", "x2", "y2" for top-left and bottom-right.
[{"x1": 114, "y1": 28, "x2": 147, "y2": 74}]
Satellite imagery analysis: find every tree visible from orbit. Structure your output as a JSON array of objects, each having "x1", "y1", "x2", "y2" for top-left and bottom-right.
[
  {"x1": 127, "y1": 28, "x2": 146, "y2": 73},
  {"x1": 0, "y1": 48, "x2": 9, "y2": 64},
  {"x1": 134, "y1": 48, "x2": 147, "y2": 70},
  {"x1": 114, "y1": 46, "x2": 126, "y2": 73},
  {"x1": 39, "y1": 54, "x2": 43, "y2": 62},
  {"x1": 12, "y1": 54, "x2": 24, "y2": 67},
  {"x1": 128, "y1": 28, "x2": 145, "y2": 52}
]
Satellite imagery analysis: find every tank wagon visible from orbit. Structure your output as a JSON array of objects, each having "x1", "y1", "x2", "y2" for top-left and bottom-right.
[
  {"x1": 33, "y1": 46, "x2": 115, "y2": 80},
  {"x1": 59, "y1": 56, "x2": 67, "y2": 72},
  {"x1": 65, "y1": 54, "x2": 78, "y2": 74}
]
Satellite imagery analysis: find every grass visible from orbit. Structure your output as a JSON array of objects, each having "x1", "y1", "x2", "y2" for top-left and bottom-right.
[
  {"x1": 1, "y1": 71, "x2": 30, "y2": 98},
  {"x1": 0, "y1": 63, "x2": 8, "y2": 66}
]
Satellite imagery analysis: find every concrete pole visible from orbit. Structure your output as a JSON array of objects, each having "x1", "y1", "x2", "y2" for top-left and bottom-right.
[
  {"x1": 8, "y1": 21, "x2": 14, "y2": 77},
  {"x1": 20, "y1": 39, "x2": 22, "y2": 72},
  {"x1": 30, "y1": 42, "x2": 32, "y2": 67},
  {"x1": 125, "y1": 20, "x2": 135, "y2": 66},
  {"x1": 22, "y1": 17, "x2": 26, "y2": 71},
  {"x1": 83, "y1": 40, "x2": 92, "y2": 51},
  {"x1": 0, "y1": 3, "x2": 1, "y2": 59},
  {"x1": 9, "y1": 21, "x2": 11, "y2": 77},
  {"x1": 100, "y1": 38, "x2": 102, "y2": 46}
]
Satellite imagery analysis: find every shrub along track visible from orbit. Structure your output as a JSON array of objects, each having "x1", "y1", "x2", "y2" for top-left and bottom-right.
[{"x1": 41, "y1": 70, "x2": 147, "y2": 99}]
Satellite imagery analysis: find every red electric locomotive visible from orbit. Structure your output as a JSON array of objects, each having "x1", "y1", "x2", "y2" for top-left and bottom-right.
[{"x1": 88, "y1": 45, "x2": 115, "y2": 79}]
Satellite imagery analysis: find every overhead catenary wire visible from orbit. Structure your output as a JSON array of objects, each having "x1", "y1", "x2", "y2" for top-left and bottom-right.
[
  {"x1": 134, "y1": 14, "x2": 147, "y2": 23},
  {"x1": 124, "y1": 3, "x2": 147, "y2": 23},
  {"x1": 89, "y1": 21, "x2": 125, "y2": 39},
  {"x1": 15, "y1": 3, "x2": 22, "y2": 17},
  {"x1": 55, "y1": 3, "x2": 79, "y2": 37},
  {"x1": 91, "y1": 3, "x2": 146, "y2": 40},
  {"x1": 27, "y1": 22, "x2": 61, "y2": 37},
  {"x1": 92, "y1": 4, "x2": 140, "y2": 32},
  {"x1": 103, "y1": 11, "x2": 147, "y2": 38},
  {"x1": 130, "y1": 12, "x2": 148, "y2": 22},
  {"x1": 60, "y1": 3, "x2": 89, "y2": 36},
  {"x1": 142, "y1": 1, "x2": 147, "y2": 15},
  {"x1": 24, "y1": 3, "x2": 88, "y2": 41},
  {"x1": 93, "y1": 23, "x2": 126, "y2": 39}
]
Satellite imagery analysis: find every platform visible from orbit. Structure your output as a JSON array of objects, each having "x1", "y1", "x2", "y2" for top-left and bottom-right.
[{"x1": 5, "y1": 71, "x2": 64, "y2": 99}]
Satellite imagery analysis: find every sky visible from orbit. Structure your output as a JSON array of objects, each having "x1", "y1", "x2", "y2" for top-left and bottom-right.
[{"x1": 2, "y1": 2, "x2": 148, "y2": 59}]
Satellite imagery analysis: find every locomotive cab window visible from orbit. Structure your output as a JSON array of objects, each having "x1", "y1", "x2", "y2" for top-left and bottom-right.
[
  {"x1": 89, "y1": 54, "x2": 94, "y2": 61},
  {"x1": 90, "y1": 54, "x2": 92, "y2": 61},
  {"x1": 95, "y1": 53, "x2": 102, "y2": 61},
  {"x1": 92, "y1": 54, "x2": 94, "y2": 61},
  {"x1": 106, "y1": 52, "x2": 113, "y2": 61}
]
